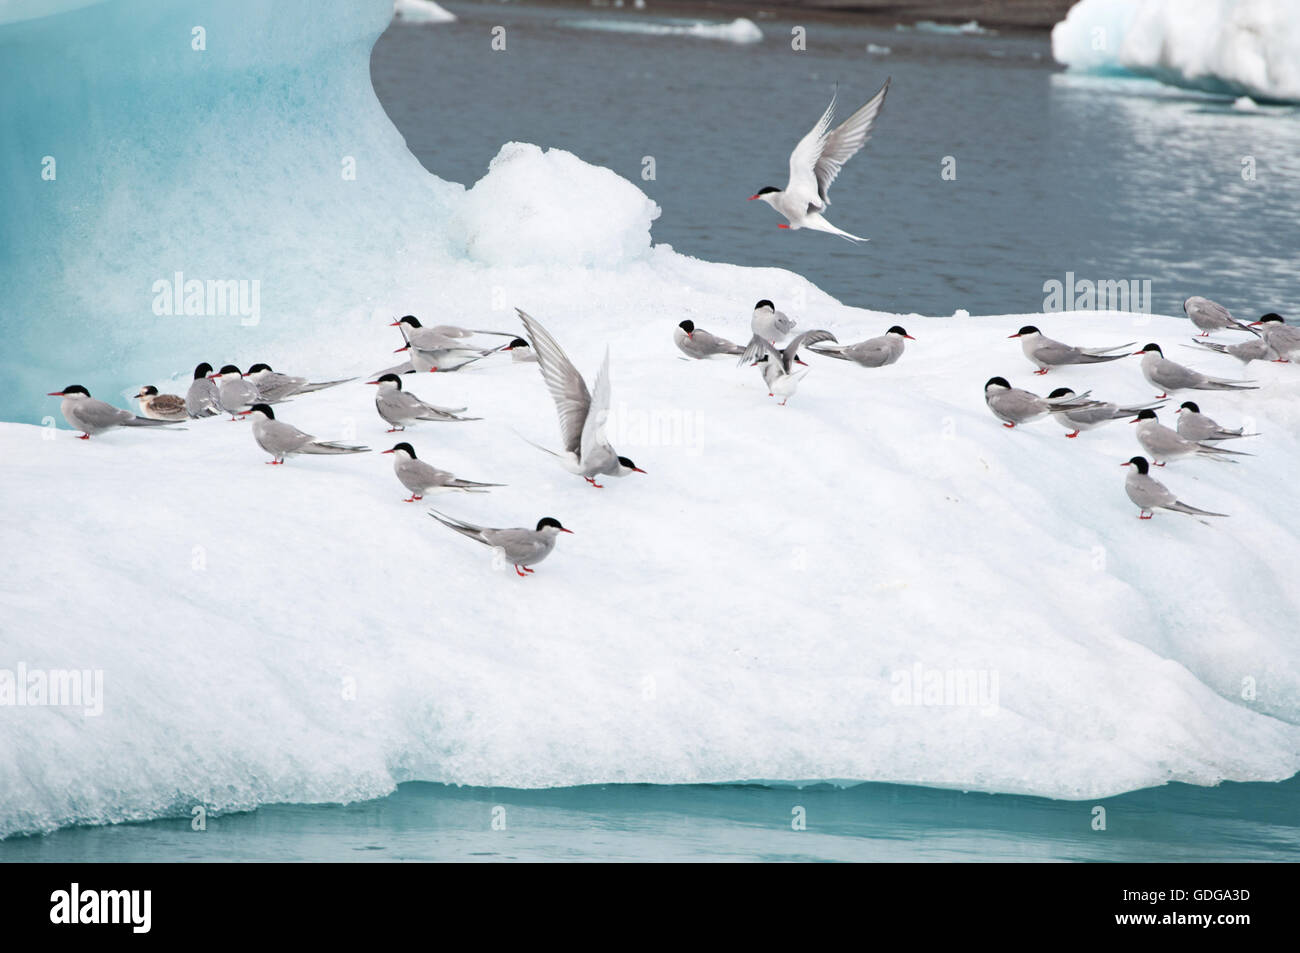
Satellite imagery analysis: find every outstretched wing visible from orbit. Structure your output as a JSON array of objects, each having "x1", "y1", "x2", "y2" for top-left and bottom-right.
[
  {"x1": 739, "y1": 333, "x2": 782, "y2": 369},
  {"x1": 517, "y1": 308, "x2": 591, "y2": 456},
  {"x1": 783, "y1": 329, "x2": 838, "y2": 372},
  {"x1": 786, "y1": 93, "x2": 837, "y2": 212},
  {"x1": 580, "y1": 347, "x2": 612, "y2": 465},
  {"x1": 814, "y1": 77, "x2": 890, "y2": 206}
]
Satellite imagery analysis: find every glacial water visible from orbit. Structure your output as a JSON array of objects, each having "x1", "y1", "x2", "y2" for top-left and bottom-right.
[
  {"x1": 373, "y1": 3, "x2": 1300, "y2": 320},
  {"x1": 3, "y1": 776, "x2": 1297, "y2": 862}
]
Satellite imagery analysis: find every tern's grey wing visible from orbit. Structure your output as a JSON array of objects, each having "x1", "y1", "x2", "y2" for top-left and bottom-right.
[
  {"x1": 739, "y1": 333, "x2": 781, "y2": 369},
  {"x1": 482, "y1": 528, "x2": 554, "y2": 566},
  {"x1": 185, "y1": 379, "x2": 221, "y2": 417},
  {"x1": 1188, "y1": 296, "x2": 1234, "y2": 328},
  {"x1": 253, "y1": 372, "x2": 306, "y2": 402},
  {"x1": 428, "y1": 509, "x2": 490, "y2": 545},
  {"x1": 414, "y1": 395, "x2": 475, "y2": 421},
  {"x1": 772, "y1": 310, "x2": 796, "y2": 336},
  {"x1": 400, "y1": 458, "x2": 453, "y2": 490},
  {"x1": 1138, "y1": 425, "x2": 1195, "y2": 457},
  {"x1": 517, "y1": 308, "x2": 591, "y2": 456},
  {"x1": 814, "y1": 77, "x2": 890, "y2": 206},
  {"x1": 697, "y1": 330, "x2": 744, "y2": 355},
  {"x1": 258, "y1": 419, "x2": 316, "y2": 455},
  {"x1": 1127, "y1": 473, "x2": 1178, "y2": 511},
  {"x1": 1150, "y1": 359, "x2": 1205, "y2": 390},
  {"x1": 74, "y1": 400, "x2": 135, "y2": 430},
  {"x1": 580, "y1": 348, "x2": 613, "y2": 465},
  {"x1": 783, "y1": 330, "x2": 837, "y2": 371},
  {"x1": 1062, "y1": 402, "x2": 1124, "y2": 426}
]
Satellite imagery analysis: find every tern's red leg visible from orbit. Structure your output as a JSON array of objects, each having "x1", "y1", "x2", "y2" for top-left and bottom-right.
[
  {"x1": 1033, "y1": 368, "x2": 1049, "y2": 375},
  {"x1": 77, "y1": 433, "x2": 90, "y2": 440},
  {"x1": 403, "y1": 495, "x2": 423, "y2": 502},
  {"x1": 1156, "y1": 392, "x2": 1168, "y2": 399},
  {"x1": 777, "y1": 224, "x2": 789, "y2": 230},
  {"x1": 1199, "y1": 331, "x2": 1210, "y2": 337},
  {"x1": 1003, "y1": 422, "x2": 1015, "y2": 429},
  {"x1": 1066, "y1": 431, "x2": 1079, "y2": 438},
  {"x1": 1154, "y1": 461, "x2": 1165, "y2": 467},
  {"x1": 1274, "y1": 358, "x2": 1291, "y2": 363},
  {"x1": 386, "y1": 427, "x2": 403, "y2": 433},
  {"x1": 523, "y1": 567, "x2": 535, "y2": 574},
  {"x1": 585, "y1": 477, "x2": 604, "y2": 488},
  {"x1": 1139, "y1": 512, "x2": 1153, "y2": 519},
  {"x1": 514, "y1": 565, "x2": 528, "y2": 578}
]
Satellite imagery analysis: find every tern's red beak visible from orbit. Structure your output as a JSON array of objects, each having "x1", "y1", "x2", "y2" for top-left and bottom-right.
[
  {"x1": 207, "y1": 374, "x2": 219, "y2": 379},
  {"x1": 389, "y1": 320, "x2": 402, "y2": 327},
  {"x1": 560, "y1": 528, "x2": 574, "y2": 534},
  {"x1": 1007, "y1": 333, "x2": 1021, "y2": 338},
  {"x1": 905, "y1": 334, "x2": 917, "y2": 341},
  {"x1": 747, "y1": 194, "x2": 759, "y2": 201},
  {"x1": 47, "y1": 391, "x2": 64, "y2": 396},
  {"x1": 427, "y1": 367, "x2": 438, "y2": 373},
  {"x1": 381, "y1": 449, "x2": 394, "y2": 454},
  {"x1": 1121, "y1": 462, "x2": 1131, "y2": 467},
  {"x1": 365, "y1": 380, "x2": 381, "y2": 385},
  {"x1": 1131, "y1": 350, "x2": 1146, "y2": 356},
  {"x1": 394, "y1": 346, "x2": 409, "y2": 353},
  {"x1": 1249, "y1": 321, "x2": 1262, "y2": 326},
  {"x1": 632, "y1": 467, "x2": 646, "y2": 474},
  {"x1": 1129, "y1": 417, "x2": 1140, "y2": 423}
]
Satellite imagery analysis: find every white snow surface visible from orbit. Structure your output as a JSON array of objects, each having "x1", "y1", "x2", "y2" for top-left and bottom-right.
[
  {"x1": 1052, "y1": 0, "x2": 1300, "y2": 103},
  {"x1": 4, "y1": 274, "x2": 1300, "y2": 834}
]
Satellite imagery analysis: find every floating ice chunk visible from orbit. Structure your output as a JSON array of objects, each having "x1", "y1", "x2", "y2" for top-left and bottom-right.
[
  {"x1": 392, "y1": 0, "x2": 456, "y2": 23},
  {"x1": 567, "y1": 16, "x2": 763, "y2": 44},
  {"x1": 1052, "y1": 0, "x2": 1300, "y2": 103}
]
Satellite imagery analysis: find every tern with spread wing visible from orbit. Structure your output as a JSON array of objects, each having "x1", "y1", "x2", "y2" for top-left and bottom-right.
[
  {"x1": 748, "y1": 78, "x2": 890, "y2": 242},
  {"x1": 516, "y1": 308, "x2": 645, "y2": 488},
  {"x1": 428, "y1": 510, "x2": 572, "y2": 578},
  {"x1": 740, "y1": 329, "x2": 837, "y2": 404},
  {"x1": 48, "y1": 385, "x2": 181, "y2": 439},
  {"x1": 1009, "y1": 326, "x2": 1133, "y2": 375},
  {"x1": 1122, "y1": 456, "x2": 1227, "y2": 520}
]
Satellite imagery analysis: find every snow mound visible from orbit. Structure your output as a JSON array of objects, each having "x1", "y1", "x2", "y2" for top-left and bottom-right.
[
  {"x1": 567, "y1": 16, "x2": 763, "y2": 44},
  {"x1": 393, "y1": 0, "x2": 455, "y2": 23},
  {"x1": 449, "y1": 143, "x2": 661, "y2": 268},
  {"x1": 1052, "y1": 0, "x2": 1300, "y2": 103}
]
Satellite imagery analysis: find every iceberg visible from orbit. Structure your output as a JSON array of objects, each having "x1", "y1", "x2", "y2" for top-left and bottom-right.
[
  {"x1": 565, "y1": 16, "x2": 764, "y2": 45},
  {"x1": 392, "y1": 0, "x2": 456, "y2": 24},
  {"x1": 2, "y1": 0, "x2": 1299, "y2": 839},
  {"x1": 1052, "y1": 0, "x2": 1300, "y2": 103}
]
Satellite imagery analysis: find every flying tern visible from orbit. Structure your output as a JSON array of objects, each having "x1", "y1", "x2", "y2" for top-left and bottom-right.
[{"x1": 749, "y1": 78, "x2": 891, "y2": 242}]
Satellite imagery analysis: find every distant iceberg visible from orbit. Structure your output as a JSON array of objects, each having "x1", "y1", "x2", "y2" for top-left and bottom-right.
[
  {"x1": 393, "y1": 0, "x2": 456, "y2": 23},
  {"x1": 1052, "y1": 0, "x2": 1300, "y2": 103},
  {"x1": 566, "y1": 16, "x2": 763, "y2": 45}
]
